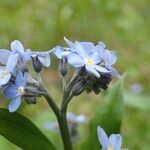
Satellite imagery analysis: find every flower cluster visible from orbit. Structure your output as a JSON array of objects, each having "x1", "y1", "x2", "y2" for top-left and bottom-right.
[{"x1": 0, "y1": 38, "x2": 121, "y2": 112}]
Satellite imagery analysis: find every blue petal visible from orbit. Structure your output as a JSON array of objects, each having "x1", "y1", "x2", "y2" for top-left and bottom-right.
[
  {"x1": 94, "y1": 43, "x2": 105, "y2": 58},
  {"x1": 0, "y1": 71, "x2": 11, "y2": 86},
  {"x1": 15, "y1": 71, "x2": 27, "y2": 87},
  {"x1": 0, "y1": 49, "x2": 10, "y2": 65},
  {"x1": 4, "y1": 84, "x2": 18, "y2": 99},
  {"x1": 53, "y1": 46, "x2": 65, "y2": 59},
  {"x1": 38, "y1": 55, "x2": 51, "y2": 67},
  {"x1": 76, "y1": 41, "x2": 94, "y2": 54},
  {"x1": 11, "y1": 40, "x2": 24, "y2": 53},
  {"x1": 64, "y1": 37, "x2": 75, "y2": 49},
  {"x1": 95, "y1": 65, "x2": 110, "y2": 73},
  {"x1": 106, "y1": 66, "x2": 122, "y2": 78},
  {"x1": 74, "y1": 41, "x2": 89, "y2": 58},
  {"x1": 23, "y1": 49, "x2": 32, "y2": 62},
  {"x1": 8, "y1": 96, "x2": 21, "y2": 113},
  {"x1": 85, "y1": 65, "x2": 100, "y2": 78},
  {"x1": 67, "y1": 53, "x2": 84, "y2": 67},
  {"x1": 97, "y1": 126, "x2": 109, "y2": 148},
  {"x1": 104, "y1": 50, "x2": 117, "y2": 66},
  {"x1": 88, "y1": 51, "x2": 102, "y2": 64},
  {"x1": 109, "y1": 134, "x2": 122, "y2": 150},
  {"x1": 6, "y1": 53, "x2": 19, "y2": 73}
]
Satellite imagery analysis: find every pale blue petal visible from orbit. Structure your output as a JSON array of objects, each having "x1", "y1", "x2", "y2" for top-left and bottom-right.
[
  {"x1": 23, "y1": 49, "x2": 32, "y2": 62},
  {"x1": 94, "y1": 42, "x2": 106, "y2": 58},
  {"x1": 104, "y1": 50, "x2": 117, "y2": 65},
  {"x1": 95, "y1": 65, "x2": 110, "y2": 73},
  {"x1": 109, "y1": 134, "x2": 122, "y2": 150},
  {"x1": 6, "y1": 53, "x2": 19, "y2": 73},
  {"x1": 0, "y1": 73, "x2": 11, "y2": 86},
  {"x1": 74, "y1": 41, "x2": 89, "y2": 57},
  {"x1": 77, "y1": 42, "x2": 94, "y2": 54},
  {"x1": 64, "y1": 37, "x2": 75, "y2": 49},
  {"x1": 38, "y1": 55, "x2": 51, "y2": 67},
  {"x1": 88, "y1": 51, "x2": 102, "y2": 64},
  {"x1": 15, "y1": 71, "x2": 27, "y2": 86},
  {"x1": 0, "y1": 49, "x2": 10, "y2": 65},
  {"x1": 11, "y1": 40, "x2": 24, "y2": 53},
  {"x1": 61, "y1": 51, "x2": 71, "y2": 59},
  {"x1": 106, "y1": 66, "x2": 122, "y2": 78},
  {"x1": 85, "y1": 65, "x2": 100, "y2": 78},
  {"x1": 53, "y1": 46, "x2": 65, "y2": 59},
  {"x1": 8, "y1": 96, "x2": 21, "y2": 113},
  {"x1": 97, "y1": 126, "x2": 109, "y2": 148},
  {"x1": 4, "y1": 84, "x2": 18, "y2": 99},
  {"x1": 67, "y1": 53, "x2": 84, "y2": 67}
]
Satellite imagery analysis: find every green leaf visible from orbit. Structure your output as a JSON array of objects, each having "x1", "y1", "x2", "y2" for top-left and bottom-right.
[
  {"x1": 0, "y1": 108, "x2": 56, "y2": 150},
  {"x1": 81, "y1": 80, "x2": 124, "y2": 150}
]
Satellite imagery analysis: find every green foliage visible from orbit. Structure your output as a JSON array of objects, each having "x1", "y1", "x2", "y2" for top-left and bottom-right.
[
  {"x1": 0, "y1": 108, "x2": 56, "y2": 150},
  {"x1": 81, "y1": 80, "x2": 124, "y2": 150}
]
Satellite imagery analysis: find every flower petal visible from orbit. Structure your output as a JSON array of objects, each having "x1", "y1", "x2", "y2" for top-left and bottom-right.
[
  {"x1": 97, "y1": 126, "x2": 109, "y2": 148},
  {"x1": 6, "y1": 53, "x2": 19, "y2": 73},
  {"x1": 74, "y1": 41, "x2": 89, "y2": 57},
  {"x1": 15, "y1": 71, "x2": 27, "y2": 87},
  {"x1": 38, "y1": 55, "x2": 51, "y2": 67},
  {"x1": 67, "y1": 53, "x2": 84, "y2": 67},
  {"x1": 106, "y1": 66, "x2": 122, "y2": 78},
  {"x1": 94, "y1": 42, "x2": 106, "y2": 58},
  {"x1": 4, "y1": 84, "x2": 18, "y2": 99},
  {"x1": 0, "y1": 49, "x2": 10, "y2": 65},
  {"x1": 95, "y1": 65, "x2": 110, "y2": 73},
  {"x1": 64, "y1": 37, "x2": 75, "y2": 49},
  {"x1": 11, "y1": 40, "x2": 24, "y2": 53},
  {"x1": 88, "y1": 51, "x2": 102, "y2": 64},
  {"x1": 85, "y1": 65, "x2": 100, "y2": 78},
  {"x1": 0, "y1": 73, "x2": 11, "y2": 86},
  {"x1": 8, "y1": 96, "x2": 21, "y2": 113},
  {"x1": 109, "y1": 134, "x2": 122, "y2": 150},
  {"x1": 104, "y1": 50, "x2": 117, "y2": 65},
  {"x1": 53, "y1": 46, "x2": 65, "y2": 59}
]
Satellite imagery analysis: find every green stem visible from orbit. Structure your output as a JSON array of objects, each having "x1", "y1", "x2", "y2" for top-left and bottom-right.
[{"x1": 42, "y1": 86, "x2": 73, "y2": 150}]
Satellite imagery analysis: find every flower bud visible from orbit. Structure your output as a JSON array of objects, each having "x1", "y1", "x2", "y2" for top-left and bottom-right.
[
  {"x1": 72, "y1": 79, "x2": 87, "y2": 96},
  {"x1": 31, "y1": 56, "x2": 42, "y2": 73},
  {"x1": 59, "y1": 58, "x2": 68, "y2": 76}
]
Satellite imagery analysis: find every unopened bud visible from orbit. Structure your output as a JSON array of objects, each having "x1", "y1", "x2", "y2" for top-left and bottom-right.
[
  {"x1": 59, "y1": 58, "x2": 68, "y2": 76},
  {"x1": 31, "y1": 56, "x2": 42, "y2": 73},
  {"x1": 72, "y1": 79, "x2": 87, "y2": 96}
]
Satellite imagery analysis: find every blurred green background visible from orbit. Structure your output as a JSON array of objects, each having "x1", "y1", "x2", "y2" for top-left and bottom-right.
[{"x1": 0, "y1": 0, "x2": 149, "y2": 149}]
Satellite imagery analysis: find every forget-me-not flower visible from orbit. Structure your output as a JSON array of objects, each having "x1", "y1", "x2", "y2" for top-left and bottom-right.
[
  {"x1": 63, "y1": 37, "x2": 110, "y2": 78},
  {"x1": 97, "y1": 126, "x2": 122, "y2": 150},
  {"x1": 4, "y1": 71, "x2": 27, "y2": 112}
]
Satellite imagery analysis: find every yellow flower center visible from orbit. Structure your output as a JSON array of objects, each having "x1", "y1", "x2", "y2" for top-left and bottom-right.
[
  {"x1": 18, "y1": 87, "x2": 24, "y2": 95},
  {"x1": 84, "y1": 58, "x2": 94, "y2": 66},
  {"x1": 107, "y1": 146, "x2": 114, "y2": 150},
  {"x1": 0, "y1": 71, "x2": 8, "y2": 79}
]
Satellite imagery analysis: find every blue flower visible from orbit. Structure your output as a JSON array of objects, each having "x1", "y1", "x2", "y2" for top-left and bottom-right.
[
  {"x1": 4, "y1": 71, "x2": 27, "y2": 112},
  {"x1": 96, "y1": 43, "x2": 122, "y2": 78},
  {"x1": 63, "y1": 37, "x2": 110, "y2": 78},
  {"x1": 0, "y1": 40, "x2": 31, "y2": 65},
  {"x1": 97, "y1": 126, "x2": 122, "y2": 150}
]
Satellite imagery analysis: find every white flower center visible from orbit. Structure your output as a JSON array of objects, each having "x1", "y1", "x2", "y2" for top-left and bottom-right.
[
  {"x1": 107, "y1": 146, "x2": 114, "y2": 150},
  {"x1": 0, "y1": 71, "x2": 8, "y2": 79},
  {"x1": 84, "y1": 58, "x2": 94, "y2": 66},
  {"x1": 18, "y1": 86, "x2": 24, "y2": 95}
]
